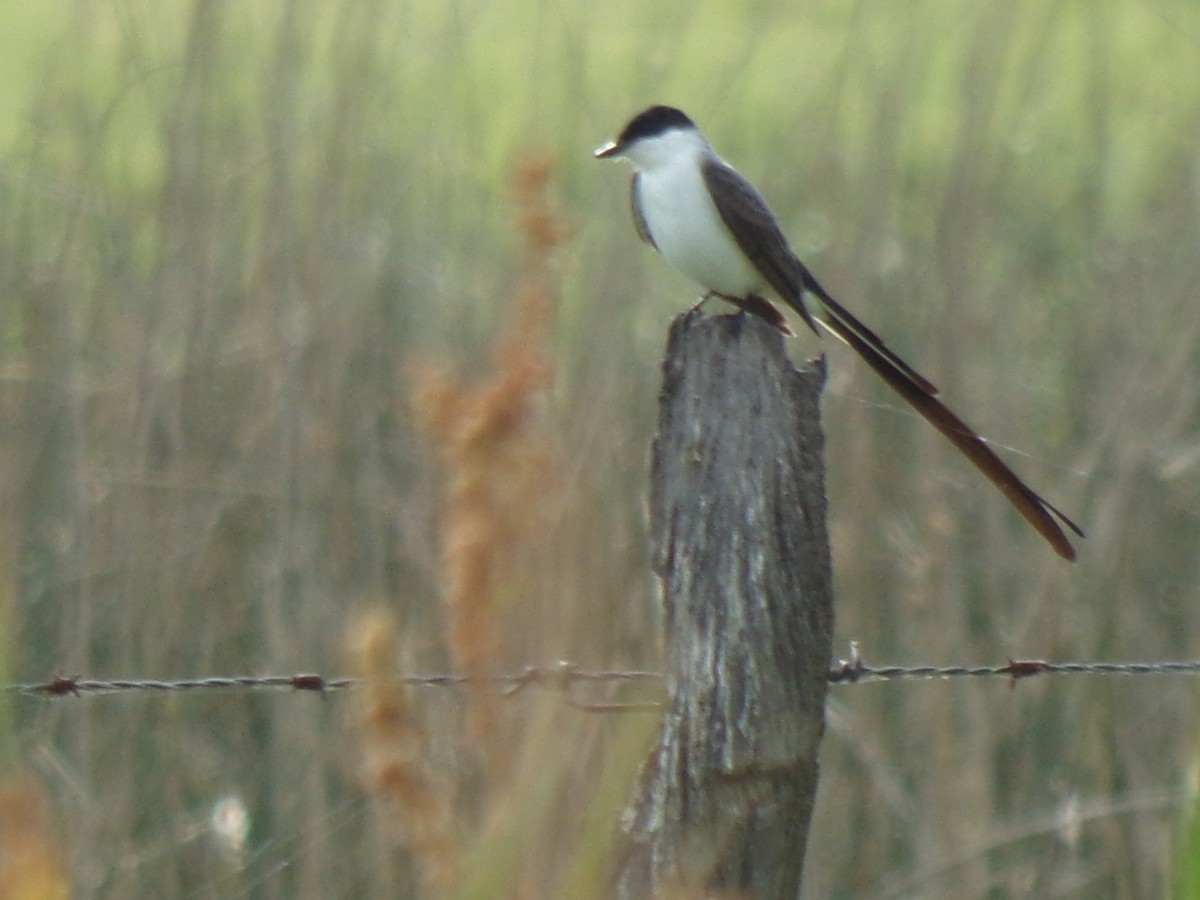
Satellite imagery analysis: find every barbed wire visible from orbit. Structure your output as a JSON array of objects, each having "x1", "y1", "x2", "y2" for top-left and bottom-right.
[
  {"x1": 827, "y1": 643, "x2": 1200, "y2": 683},
  {"x1": 11, "y1": 649, "x2": 1200, "y2": 706},
  {"x1": 7, "y1": 665, "x2": 665, "y2": 712}
]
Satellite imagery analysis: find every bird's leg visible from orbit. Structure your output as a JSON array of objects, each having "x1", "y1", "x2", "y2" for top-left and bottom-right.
[
  {"x1": 688, "y1": 291, "x2": 716, "y2": 314},
  {"x1": 715, "y1": 293, "x2": 796, "y2": 337}
]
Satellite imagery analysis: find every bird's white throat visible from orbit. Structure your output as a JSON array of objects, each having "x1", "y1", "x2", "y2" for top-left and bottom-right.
[{"x1": 632, "y1": 133, "x2": 764, "y2": 298}]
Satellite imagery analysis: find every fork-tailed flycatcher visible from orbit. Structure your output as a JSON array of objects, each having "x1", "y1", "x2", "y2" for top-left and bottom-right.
[{"x1": 595, "y1": 105, "x2": 1082, "y2": 560}]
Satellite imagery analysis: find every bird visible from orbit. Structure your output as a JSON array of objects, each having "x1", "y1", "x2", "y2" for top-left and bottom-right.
[{"x1": 595, "y1": 105, "x2": 1083, "y2": 560}]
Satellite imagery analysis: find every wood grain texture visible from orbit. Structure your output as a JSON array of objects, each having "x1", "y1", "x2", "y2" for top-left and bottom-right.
[{"x1": 615, "y1": 309, "x2": 834, "y2": 899}]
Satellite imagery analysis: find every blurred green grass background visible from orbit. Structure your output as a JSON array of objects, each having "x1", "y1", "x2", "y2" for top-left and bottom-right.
[{"x1": 3, "y1": 1, "x2": 1200, "y2": 897}]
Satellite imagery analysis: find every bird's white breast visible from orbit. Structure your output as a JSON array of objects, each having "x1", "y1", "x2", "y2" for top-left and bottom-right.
[{"x1": 636, "y1": 153, "x2": 764, "y2": 298}]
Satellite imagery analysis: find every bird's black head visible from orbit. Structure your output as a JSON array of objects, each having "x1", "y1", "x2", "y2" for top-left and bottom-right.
[
  {"x1": 615, "y1": 106, "x2": 696, "y2": 145},
  {"x1": 594, "y1": 105, "x2": 696, "y2": 159}
]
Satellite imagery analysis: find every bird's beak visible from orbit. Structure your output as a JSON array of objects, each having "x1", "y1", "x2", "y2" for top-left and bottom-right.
[{"x1": 593, "y1": 140, "x2": 622, "y2": 159}]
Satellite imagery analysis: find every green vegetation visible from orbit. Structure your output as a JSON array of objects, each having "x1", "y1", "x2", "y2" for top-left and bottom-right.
[{"x1": 2, "y1": 1, "x2": 1200, "y2": 896}]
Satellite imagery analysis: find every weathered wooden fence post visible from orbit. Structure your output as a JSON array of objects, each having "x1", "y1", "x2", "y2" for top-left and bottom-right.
[{"x1": 616, "y1": 309, "x2": 835, "y2": 899}]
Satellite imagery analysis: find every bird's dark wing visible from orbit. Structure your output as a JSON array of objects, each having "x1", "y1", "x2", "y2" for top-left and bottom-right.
[
  {"x1": 630, "y1": 173, "x2": 656, "y2": 249},
  {"x1": 703, "y1": 159, "x2": 1083, "y2": 560},
  {"x1": 702, "y1": 159, "x2": 816, "y2": 335},
  {"x1": 704, "y1": 158, "x2": 934, "y2": 393}
]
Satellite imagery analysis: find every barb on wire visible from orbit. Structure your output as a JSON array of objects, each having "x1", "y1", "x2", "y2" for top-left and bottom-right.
[{"x1": 12, "y1": 649, "x2": 1200, "y2": 702}]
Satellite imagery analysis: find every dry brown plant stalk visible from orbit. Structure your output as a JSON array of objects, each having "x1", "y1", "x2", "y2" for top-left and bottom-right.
[
  {"x1": 348, "y1": 610, "x2": 458, "y2": 892},
  {"x1": 411, "y1": 158, "x2": 566, "y2": 783},
  {"x1": 0, "y1": 779, "x2": 70, "y2": 900}
]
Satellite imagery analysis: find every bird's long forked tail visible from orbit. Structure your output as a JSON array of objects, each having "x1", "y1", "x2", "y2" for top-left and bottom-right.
[{"x1": 811, "y1": 293, "x2": 1084, "y2": 561}]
